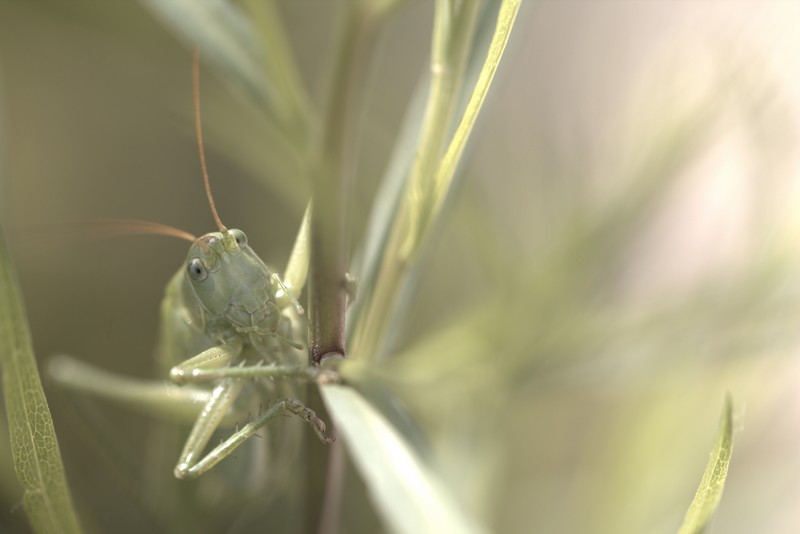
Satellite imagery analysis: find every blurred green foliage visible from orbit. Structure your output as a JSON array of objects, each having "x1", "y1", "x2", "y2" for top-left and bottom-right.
[{"x1": 1, "y1": 1, "x2": 799, "y2": 533}]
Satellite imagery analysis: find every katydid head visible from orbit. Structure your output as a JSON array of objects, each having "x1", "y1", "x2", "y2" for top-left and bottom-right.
[
  {"x1": 186, "y1": 228, "x2": 248, "y2": 283},
  {"x1": 183, "y1": 228, "x2": 281, "y2": 336}
]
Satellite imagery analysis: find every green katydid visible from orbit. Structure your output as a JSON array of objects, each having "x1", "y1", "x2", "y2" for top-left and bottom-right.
[{"x1": 48, "y1": 51, "x2": 336, "y2": 480}]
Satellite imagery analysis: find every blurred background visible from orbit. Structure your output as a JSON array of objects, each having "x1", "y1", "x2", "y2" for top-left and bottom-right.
[{"x1": 1, "y1": 1, "x2": 800, "y2": 533}]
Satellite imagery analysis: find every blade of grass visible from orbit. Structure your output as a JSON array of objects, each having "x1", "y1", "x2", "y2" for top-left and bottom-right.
[
  {"x1": 412, "y1": 0, "x2": 521, "y2": 256},
  {"x1": 346, "y1": 2, "x2": 497, "y2": 346},
  {"x1": 350, "y1": 0, "x2": 521, "y2": 362},
  {"x1": 400, "y1": 0, "x2": 482, "y2": 257},
  {"x1": 676, "y1": 394, "x2": 734, "y2": 534},
  {"x1": 320, "y1": 384, "x2": 488, "y2": 534},
  {"x1": 281, "y1": 201, "x2": 312, "y2": 299},
  {"x1": 347, "y1": 3, "x2": 484, "y2": 356},
  {"x1": 0, "y1": 228, "x2": 83, "y2": 534}
]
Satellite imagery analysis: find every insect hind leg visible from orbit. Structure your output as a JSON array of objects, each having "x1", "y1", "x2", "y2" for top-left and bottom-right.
[{"x1": 175, "y1": 398, "x2": 334, "y2": 479}]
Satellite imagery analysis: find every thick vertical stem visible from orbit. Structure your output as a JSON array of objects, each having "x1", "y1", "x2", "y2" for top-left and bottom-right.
[
  {"x1": 305, "y1": 6, "x2": 378, "y2": 534},
  {"x1": 307, "y1": 173, "x2": 348, "y2": 365},
  {"x1": 307, "y1": 7, "x2": 371, "y2": 365}
]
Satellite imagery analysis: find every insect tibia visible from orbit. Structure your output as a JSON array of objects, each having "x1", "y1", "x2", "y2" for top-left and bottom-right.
[
  {"x1": 169, "y1": 339, "x2": 243, "y2": 385},
  {"x1": 173, "y1": 398, "x2": 334, "y2": 479}
]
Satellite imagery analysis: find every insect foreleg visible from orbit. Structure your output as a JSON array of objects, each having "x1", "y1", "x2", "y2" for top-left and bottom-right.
[
  {"x1": 165, "y1": 363, "x2": 340, "y2": 385},
  {"x1": 174, "y1": 377, "x2": 244, "y2": 479},
  {"x1": 169, "y1": 337, "x2": 243, "y2": 385},
  {"x1": 174, "y1": 398, "x2": 334, "y2": 480}
]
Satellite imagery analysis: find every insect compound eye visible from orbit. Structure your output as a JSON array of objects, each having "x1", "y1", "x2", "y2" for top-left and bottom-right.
[
  {"x1": 230, "y1": 229, "x2": 247, "y2": 246},
  {"x1": 187, "y1": 258, "x2": 208, "y2": 282}
]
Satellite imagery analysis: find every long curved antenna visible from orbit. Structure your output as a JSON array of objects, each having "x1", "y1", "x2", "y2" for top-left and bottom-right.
[
  {"x1": 192, "y1": 47, "x2": 228, "y2": 234},
  {"x1": 30, "y1": 219, "x2": 197, "y2": 243},
  {"x1": 93, "y1": 220, "x2": 197, "y2": 242}
]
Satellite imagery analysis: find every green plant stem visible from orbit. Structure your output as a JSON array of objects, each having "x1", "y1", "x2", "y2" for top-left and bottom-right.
[
  {"x1": 307, "y1": 5, "x2": 374, "y2": 365},
  {"x1": 305, "y1": 6, "x2": 381, "y2": 534}
]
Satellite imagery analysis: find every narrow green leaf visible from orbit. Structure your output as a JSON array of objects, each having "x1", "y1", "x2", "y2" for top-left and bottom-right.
[
  {"x1": 404, "y1": 0, "x2": 521, "y2": 256},
  {"x1": 350, "y1": 0, "x2": 521, "y2": 362},
  {"x1": 401, "y1": 0, "x2": 482, "y2": 259},
  {"x1": 321, "y1": 384, "x2": 488, "y2": 534},
  {"x1": 281, "y1": 201, "x2": 312, "y2": 299},
  {"x1": 0, "y1": 229, "x2": 83, "y2": 534},
  {"x1": 676, "y1": 395, "x2": 734, "y2": 534}
]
